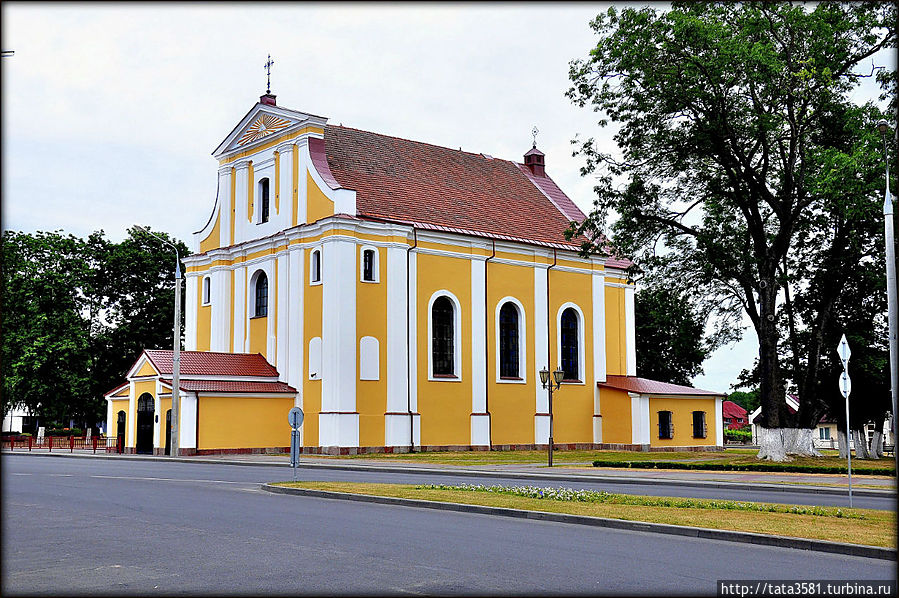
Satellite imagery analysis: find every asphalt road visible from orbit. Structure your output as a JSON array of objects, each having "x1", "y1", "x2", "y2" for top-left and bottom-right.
[{"x1": 3, "y1": 455, "x2": 894, "y2": 595}]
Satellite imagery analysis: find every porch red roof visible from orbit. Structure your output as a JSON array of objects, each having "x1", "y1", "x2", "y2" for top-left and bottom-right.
[
  {"x1": 143, "y1": 350, "x2": 278, "y2": 377},
  {"x1": 160, "y1": 379, "x2": 296, "y2": 394},
  {"x1": 598, "y1": 375, "x2": 724, "y2": 396}
]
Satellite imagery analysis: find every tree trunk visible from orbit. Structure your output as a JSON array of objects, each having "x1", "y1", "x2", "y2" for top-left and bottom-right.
[
  {"x1": 870, "y1": 429, "x2": 883, "y2": 459},
  {"x1": 757, "y1": 427, "x2": 789, "y2": 461},
  {"x1": 757, "y1": 426, "x2": 820, "y2": 461},
  {"x1": 837, "y1": 429, "x2": 849, "y2": 459},
  {"x1": 783, "y1": 428, "x2": 821, "y2": 456},
  {"x1": 851, "y1": 429, "x2": 870, "y2": 460}
]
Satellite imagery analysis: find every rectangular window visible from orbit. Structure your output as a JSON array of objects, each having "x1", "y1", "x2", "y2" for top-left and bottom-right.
[
  {"x1": 363, "y1": 249, "x2": 375, "y2": 281},
  {"x1": 658, "y1": 411, "x2": 673, "y2": 439},
  {"x1": 692, "y1": 411, "x2": 707, "y2": 438},
  {"x1": 819, "y1": 427, "x2": 831, "y2": 440}
]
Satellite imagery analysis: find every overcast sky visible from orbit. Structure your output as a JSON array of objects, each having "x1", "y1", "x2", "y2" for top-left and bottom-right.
[{"x1": 2, "y1": 2, "x2": 893, "y2": 394}]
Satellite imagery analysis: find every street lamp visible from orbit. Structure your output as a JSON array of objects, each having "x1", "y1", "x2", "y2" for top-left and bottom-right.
[
  {"x1": 135, "y1": 225, "x2": 182, "y2": 457},
  {"x1": 539, "y1": 366, "x2": 565, "y2": 467},
  {"x1": 876, "y1": 120, "x2": 898, "y2": 474}
]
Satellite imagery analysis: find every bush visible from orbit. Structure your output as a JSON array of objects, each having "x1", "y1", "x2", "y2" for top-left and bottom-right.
[
  {"x1": 724, "y1": 428, "x2": 752, "y2": 443},
  {"x1": 592, "y1": 460, "x2": 895, "y2": 476},
  {"x1": 46, "y1": 427, "x2": 83, "y2": 437}
]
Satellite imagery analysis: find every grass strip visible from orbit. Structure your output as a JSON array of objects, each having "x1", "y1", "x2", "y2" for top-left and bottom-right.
[
  {"x1": 592, "y1": 460, "x2": 896, "y2": 476},
  {"x1": 273, "y1": 481, "x2": 896, "y2": 548}
]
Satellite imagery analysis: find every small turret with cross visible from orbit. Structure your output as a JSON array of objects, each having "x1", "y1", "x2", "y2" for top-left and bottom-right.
[{"x1": 260, "y1": 54, "x2": 277, "y2": 106}]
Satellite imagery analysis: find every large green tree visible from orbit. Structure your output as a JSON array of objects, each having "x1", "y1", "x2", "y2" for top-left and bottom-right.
[
  {"x1": 1, "y1": 227, "x2": 187, "y2": 429},
  {"x1": 566, "y1": 1, "x2": 896, "y2": 459}
]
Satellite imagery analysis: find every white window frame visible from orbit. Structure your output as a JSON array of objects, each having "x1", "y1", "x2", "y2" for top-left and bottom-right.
[
  {"x1": 495, "y1": 297, "x2": 527, "y2": 384},
  {"x1": 556, "y1": 302, "x2": 586, "y2": 384},
  {"x1": 427, "y1": 289, "x2": 462, "y2": 382},
  {"x1": 359, "y1": 245, "x2": 379, "y2": 283},
  {"x1": 310, "y1": 248, "x2": 322, "y2": 285},
  {"x1": 256, "y1": 177, "x2": 271, "y2": 224},
  {"x1": 201, "y1": 276, "x2": 211, "y2": 306}
]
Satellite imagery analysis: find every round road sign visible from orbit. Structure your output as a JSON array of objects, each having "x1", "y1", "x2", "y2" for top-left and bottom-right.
[{"x1": 288, "y1": 406, "x2": 304, "y2": 428}]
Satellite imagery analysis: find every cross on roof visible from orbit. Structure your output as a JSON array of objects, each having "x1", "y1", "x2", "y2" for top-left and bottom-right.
[
  {"x1": 264, "y1": 54, "x2": 274, "y2": 94},
  {"x1": 531, "y1": 126, "x2": 539, "y2": 148}
]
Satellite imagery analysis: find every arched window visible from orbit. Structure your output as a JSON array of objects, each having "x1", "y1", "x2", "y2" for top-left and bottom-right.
[
  {"x1": 310, "y1": 249, "x2": 321, "y2": 284},
  {"x1": 202, "y1": 276, "x2": 211, "y2": 305},
  {"x1": 431, "y1": 296, "x2": 455, "y2": 376},
  {"x1": 361, "y1": 248, "x2": 376, "y2": 282},
  {"x1": 499, "y1": 302, "x2": 520, "y2": 378},
  {"x1": 258, "y1": 178, "x2": 270, "y2": 223},
  {"x1": 560, "y1": 307, "x2": 580, "y2": 381},
  {"x1": 253, "y1": 271, "x2": 268, "y2": 317}
]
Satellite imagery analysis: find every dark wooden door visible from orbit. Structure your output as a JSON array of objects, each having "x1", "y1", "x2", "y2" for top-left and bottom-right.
[
  {"x1": 164, "y1": 410, "x2": 172, "y2": 456},
  {"x1": 116, "y1": 411, "x2": 126, "y2": 454},
  {"x1": 136, "y1": 394, "x2": 154, "y2": 454}
]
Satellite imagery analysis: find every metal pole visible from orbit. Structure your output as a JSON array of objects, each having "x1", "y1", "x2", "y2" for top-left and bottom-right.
[
  {"x1": 879, "y1": 124, "x2": 898, "y2": 476},
  {"x1": 845, "y1": 393, "x2": 853, "y2": 508},
  {"x1": 172, "y1": 269, "x2": 182, "y2": 457},
  {"x1": 548, "y1": 385, "x2": 554, "y2": 468}
]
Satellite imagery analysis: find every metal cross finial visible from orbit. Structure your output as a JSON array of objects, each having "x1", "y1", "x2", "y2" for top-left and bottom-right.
[
  {"x1": 531, "y1": 126, "x2": 539, "y2": 148},
  {"x1": 264, "y1": 54, "x2": 274, "y2": 94}
]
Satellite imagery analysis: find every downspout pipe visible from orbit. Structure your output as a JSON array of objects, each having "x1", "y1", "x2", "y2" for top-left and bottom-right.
[
  {"x1": 484, "y1": 240, "x2": 496, "y2": 449},
  {"x1": 546, "y1": 249, "x2": 557, "y2": 451},
  {"x1": 406, "y1": 228, "x2": 418, "y2": 452}
]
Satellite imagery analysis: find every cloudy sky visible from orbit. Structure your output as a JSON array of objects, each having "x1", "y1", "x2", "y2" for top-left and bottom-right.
[{"x1": 2, "y1": 3, "x2": 893, "y2": 394}]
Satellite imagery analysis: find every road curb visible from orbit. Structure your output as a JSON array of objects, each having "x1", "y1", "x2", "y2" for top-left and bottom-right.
[
  {"x1": 261, "y1": 484, "x2": 897, "y2": 561},
  {"x1": 4, "y1": 450, "x2": 894, "y2": 498}
]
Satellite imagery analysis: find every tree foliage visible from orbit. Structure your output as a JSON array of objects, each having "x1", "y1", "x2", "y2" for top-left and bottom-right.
[
  {"x1": 566, "y1": 2, "x2": 896, "y2": 440},
  {"x1": 634, "y1": 286, "x2": 711, "y2": 386},
  {"x1": 1, "y1": 227, "x2": 187, "y2": 427}
]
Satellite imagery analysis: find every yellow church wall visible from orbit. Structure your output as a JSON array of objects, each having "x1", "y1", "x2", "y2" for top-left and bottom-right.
[
  {"x1": 548, "y1": 268, "x2": 593, "y2": 444},
  {"x1": 599, "y1": 388, "x2": 632, "y2": 444},
  {"x1": 197, "y1": 281, "x2": 211, "y2": 352},
  {"x1": 357, "y1": 247, "x2": 388, "y2": 448},
  {"x1": 303, "y1": 248, "x2": 323, "y2": 447},
  {"x1": 306, "y1": 171, "x2": 334, "y2": 224},
  {"x1": 111, "y1": 387, "x2": 130, "y2": 398},
  {"x1": 197, "y1": 396, "x2": 294, "y2": 449},
  {"x1": 131, "y1": 379, "x2": 156, "y2": 447},
  {"x1": 199, "y1": 211, "x2": 221, "y2": 253},
  {"x1": 109, "y1": 399, "x2": 129, "y2": 445},
  {"x1": 134, "y1": 361, "x2": 158, "y2": 378},
  {"x1": 249, "y1": 316, "x2": 267, "y2": 358},
  {"x1": 486, "y1": 261, "x2": 536, "y2": 446},
  {"x1": 605, "y1": 285, "x2": 626, "y2": 376},
  {"x1": 417, "y1": 251, "x2": 472, "y2": 446},
  {"x1": 649, "y1": 397, "x2": 718, "y2": 447}
]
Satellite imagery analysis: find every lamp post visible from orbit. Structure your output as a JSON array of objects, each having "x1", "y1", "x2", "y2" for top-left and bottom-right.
[
  {"x1": 877, "y1": 120, "x2": 898, "y2": 473},
  {"x1": 539, "y1": 366, "x2": 565, "y2": 467},
  {"x1": 135, "y1": 226, "x2": 182, "y2": 457}
]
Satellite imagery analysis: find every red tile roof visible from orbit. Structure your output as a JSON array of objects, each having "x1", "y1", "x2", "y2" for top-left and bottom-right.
[
  {"x1": 722, "y1": 400, "x2": 747, "y2": 419},
  {"x1": 160, "y1": 378, "x2": 297, "y2": 394},
  {"x1": 598, "y1": 375, "x2": 724, "y2": 396},
  {"x1": 320, "y1": 125, "x2": 590, "y2": 248},
  {"x1": 103, "y1": 382, "x2": 129, "y2": 398},
  {"x1": 143, "y1": 350, "x2": 278, "y2": 377}
]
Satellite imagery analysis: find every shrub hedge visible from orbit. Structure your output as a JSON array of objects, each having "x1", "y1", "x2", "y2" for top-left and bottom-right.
[{"x1": 592, "y1": 460, "x2": 895, "y2": 476}]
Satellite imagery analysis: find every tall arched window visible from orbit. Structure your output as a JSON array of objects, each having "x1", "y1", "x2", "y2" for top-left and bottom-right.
[
  {"x1": 431, "y1": 296, "x2": 455, "y2": 376},
  {"x1": 560, "y1": 307, "x2": 579, "y2": 381},
  {"x1": 310, "y1": 249, "x2": 321, "y2": 284},
  {"x1": 202, "y1": 276, "x2": 211, "y2": 305},
  {"x1": 362, "y1": 248, "x2": 376, "y2": 282},
  {"x1": 258, "y1": 178, "x2": 270, "y2": 223},
  {"x1": 253, "y1": 271, "x2": 268, "y2": 317},
  {"x1": 499, "y1": 302, "x2": 520, "y2": 378}
]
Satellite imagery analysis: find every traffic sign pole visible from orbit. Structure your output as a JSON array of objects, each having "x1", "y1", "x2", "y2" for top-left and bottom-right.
[
  {"x1": 288, "y1": 407, "x2": 304, "y2": 481},
  {"x1": 838, "y1": 335, "x2": 852, "y2": 508}
]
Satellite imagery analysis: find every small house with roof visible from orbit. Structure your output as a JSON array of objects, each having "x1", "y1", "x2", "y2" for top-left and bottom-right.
[{"x1": 105, "y1": 92, "x2": 724, "y2": 454}]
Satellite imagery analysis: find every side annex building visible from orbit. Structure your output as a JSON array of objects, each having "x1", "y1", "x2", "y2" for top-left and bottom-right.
[{"x1": 105, "y1": 93, "x2": 724, "y2": 455}]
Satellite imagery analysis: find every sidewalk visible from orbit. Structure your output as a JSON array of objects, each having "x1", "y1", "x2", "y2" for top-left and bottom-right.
[{"x1": 6, "y1": 449, "x2": 894, "y2": 495}]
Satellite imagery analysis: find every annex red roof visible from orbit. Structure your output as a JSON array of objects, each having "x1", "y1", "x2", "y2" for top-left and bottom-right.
[
  {"x1": 598, "y1": 375, "x2": 724, "y2": 396},
  {"x1": 142, "y1": 350, "x2": 279, "y2": 377},
  {"x1": 722, "y1": 400, "x2": 747, "y2": 419},
  {"x1": 160, "y1": 379, "x2": 296, "y2": 394},
  {"x1": 320, "y1": 125, "x2": 590, "y2": 249}
]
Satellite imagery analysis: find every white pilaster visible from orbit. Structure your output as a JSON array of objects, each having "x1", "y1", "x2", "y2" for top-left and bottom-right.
[
  {"x1": 105, "y1": 400, "x2": 114, "y2": 439},
  {"x1": 385, "y1": 244, "x2": 411, "y2": 447},
  {"x1": 295, "y1": 137, "x2": 310, "y2": 226},
  {"x1": 179, "y1": 392, "x2": 197, "y2": 449},
  {"x1": 592, "y1": 269, "x2": 606, "y2": 443},
  {"x1": 408, "y1": 251, "x2": 418, "y2": 419},
  {"x1": 275, "y1": 253, "x2": 289, "y2": 377},
  {"x1": 287, "y1": 247, "x2": 304, "y2": 397},
  {"x1": 153, "y1": 380, "x2": 162, "y2": 449},
  {"x1": 319, "y1": 237, "x2": 357, "y2": 447},
  {"x1": 127, "y1": 382, "x2": 136, "y2": 448},
  {"x1": 534, "y1": 264, "x2": 549, "y2": 444},
  {"x1": 233, "y1": 161, "x2": 250, "y2": 245},
  {"x1": 715, "y1": 397, "x2": 724, "y2": 447},
  {"x1": 630, "y1": 393, "x2": 650, "y2": 445},
  {"x1": 233, "y1": 266, "x2": 246, "y2": 354},
  {"x1": 470, "y1": 256, "x2": 490, "y2": 446},
  {"x1": 625, "y1": 285, "x2": 636, "y2": 376},
  {"x1": 210, "y1": 268, "x2": 229, "y2": 352},
  {"x1": 276, "y1": 143, "x2": 294, "y2": 227},
  {"x1": 184, "y1": 275, "x2": 198, "y2": 351},
  {"x1": 217, "y1": 165, "x2": 232, "y2": 247}
]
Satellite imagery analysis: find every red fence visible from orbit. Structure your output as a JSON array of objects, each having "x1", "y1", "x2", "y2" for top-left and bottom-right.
[{"x1": 2, "y1": 435, "x2": 122, "y2": 453}]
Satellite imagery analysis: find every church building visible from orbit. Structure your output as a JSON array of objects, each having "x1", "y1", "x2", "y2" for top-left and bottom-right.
[{"x1": 105, "y1": 92, "x2": 725, "y2": 455}]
